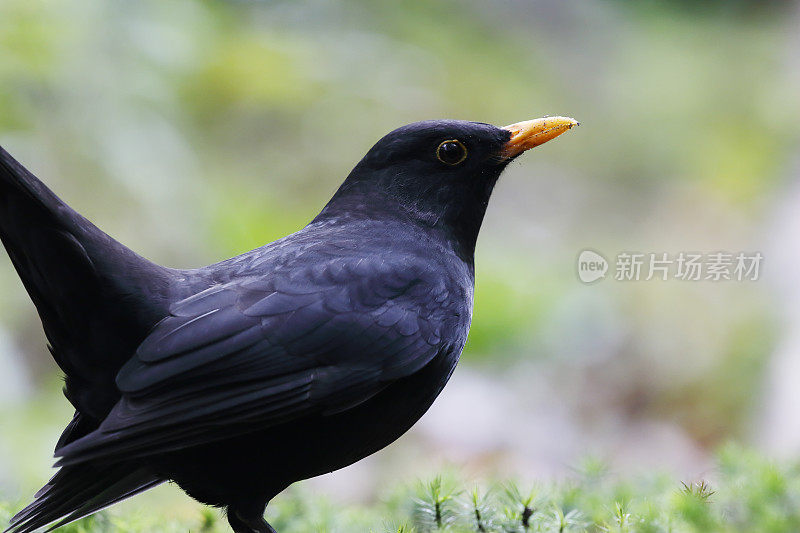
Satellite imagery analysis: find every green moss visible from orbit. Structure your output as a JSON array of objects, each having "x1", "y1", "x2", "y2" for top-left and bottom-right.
[{"x1": 6, "y1": 445, "x2": 800, "y2": 532}]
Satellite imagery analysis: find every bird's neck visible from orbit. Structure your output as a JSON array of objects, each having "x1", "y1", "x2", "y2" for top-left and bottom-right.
[{"x1": 314, "y1": 176, "x2": 498, "y2": 266}]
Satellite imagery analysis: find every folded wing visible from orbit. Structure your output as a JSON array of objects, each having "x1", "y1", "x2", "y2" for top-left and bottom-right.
[{"x1": 56, "y1": 253, "x2": 454, "y2": 464}]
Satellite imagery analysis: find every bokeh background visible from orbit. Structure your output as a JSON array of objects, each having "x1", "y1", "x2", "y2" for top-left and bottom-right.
[{"x1": 2, "y1": 0, "x2": 800, "y2": 523}]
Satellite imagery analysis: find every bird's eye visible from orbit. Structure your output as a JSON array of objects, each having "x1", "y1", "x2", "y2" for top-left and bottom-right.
[{"x1": 436, "y1": 140, "x2": 467, "y2": 166}]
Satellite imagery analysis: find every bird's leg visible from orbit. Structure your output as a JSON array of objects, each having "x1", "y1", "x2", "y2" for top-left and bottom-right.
[
  {"x1": 227, "y1": 501, "x2": 276, "y2": 533},
  {"x1": 228, "y1": 514, "x2": 276, "y2": 533},
  {"x1": 228, "y1": 513, "x2": 256, "y2": 533}
]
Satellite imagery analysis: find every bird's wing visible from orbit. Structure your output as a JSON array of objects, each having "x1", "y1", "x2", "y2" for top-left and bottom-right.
[
  {"x1": 55, "y1": 253, "x2": 455, "y2": 464},
  {"x1": 0, "y1": 146, "x2": 178, "y2": 425}
]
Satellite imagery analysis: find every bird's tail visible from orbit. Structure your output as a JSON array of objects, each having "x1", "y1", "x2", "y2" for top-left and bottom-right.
[
  {"x1": 5, "y1": 463, "x2": 162, "y2": 533},
  {"x1": 0, "y1": 144, "x2": 175, "y2": 419}
]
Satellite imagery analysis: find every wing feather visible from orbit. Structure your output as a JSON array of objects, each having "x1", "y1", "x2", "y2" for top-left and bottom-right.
[{"x1": 56, "y1": 254, "x2": 456, "y2": 465}]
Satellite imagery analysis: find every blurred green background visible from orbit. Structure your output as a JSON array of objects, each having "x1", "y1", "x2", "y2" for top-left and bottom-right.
[{"x1": 2, "y1": 0, "x2": 800, "y2": 525}]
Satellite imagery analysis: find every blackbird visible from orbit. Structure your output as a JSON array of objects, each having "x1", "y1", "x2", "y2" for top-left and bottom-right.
[{"x1": 1, "y1": 116, "x2": 578, "y2": 533}]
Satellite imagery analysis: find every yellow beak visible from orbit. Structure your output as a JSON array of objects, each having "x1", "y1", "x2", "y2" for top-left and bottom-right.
[{"x1": 500, "y1": 116, "x2": 579, "y2": 158}]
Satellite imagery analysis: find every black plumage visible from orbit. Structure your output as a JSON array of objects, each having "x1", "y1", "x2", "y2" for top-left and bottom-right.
[{"x1": 1, "y1": 117, "x2": 577, "y2": 532}]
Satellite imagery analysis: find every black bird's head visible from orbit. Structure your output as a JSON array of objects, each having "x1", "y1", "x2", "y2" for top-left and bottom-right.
[{"x1": 317, "y1": 117, "x2": 578, "y2": 261}]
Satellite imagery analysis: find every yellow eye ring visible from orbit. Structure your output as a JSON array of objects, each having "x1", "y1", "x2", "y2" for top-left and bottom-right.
[{"x1": 436, "y1": 139, "x2": 468, "y2": 166}]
